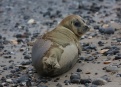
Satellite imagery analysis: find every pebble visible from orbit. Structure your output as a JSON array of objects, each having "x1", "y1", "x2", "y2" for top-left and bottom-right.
[
  {"x1": 10, "y1": 40, "x2": 18, "y2": 45},
  {"x1": 70, "y1": 73, "x2": 81, "y2": 83},
  {"x1": 16, "y1": 75, "x2": 29, "y2": 83},
  {"x1": 100, "y1": 49, "x2": 109, "y2": 54},
  {"x1": 6, "y1": 79, "x2": 13, "y2": 83},
  {"x1": 98, "y1": 27, "x2": 115, "y2": 34},
  {"x1": 24, "y1": 55, "x2": 31, "y2": 59},
  {"x1": 105, "y1": 65, "x2": 119, "y2": 72},
  {"x1": 88, "y1": 36, "x2": 93, "y2": 39},
  {"x1": 26, "y1": 80, "x2": 32, "y2": 87},
  {"x1": 64, "y1": 80, "x2": 70, "y2": 85},
  {"x1": 114, "y1": 55, "x2": 121, "y2": 60},
  {"x1": 27, "y1": 19, "x2": 36, "y2": 24},
  {"x1": 85, "y1": 71, "x2": 91, "y2": 74},
  {"x1": 92, "y1": 78, "x2": 107, "y2": 85},
  {"x1": 76, "y1": 68, "x2": 82, "y2": 72},
  {"x1": 101, "y1": 75, "x2": 111, "y2": 82},
  {"x1": 98, "y1": 41, "x2": 104, "y2": 46},
  {"x1": 56, "y1": 83, "x2": 62, "y2": 87},
  {"x1": 85, "y1": 56, "x2": 95, "y2": 61},
  {"x1": 80, "y1": 79, "x2": 92, "y2": 84},
  {"x1": 0, "y1": 84, "x2": 3, "y2": 87},
  {"x1": 102, "y1": 46, "x2": 120, "y2": 56},
  {"x1": 103, "y1": 61, "x2": 111, "y2": 64}
]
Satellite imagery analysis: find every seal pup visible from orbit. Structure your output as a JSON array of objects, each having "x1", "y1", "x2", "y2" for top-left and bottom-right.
[{"x1": 32, "y1": 15, "x2": 90, "y2": 76}]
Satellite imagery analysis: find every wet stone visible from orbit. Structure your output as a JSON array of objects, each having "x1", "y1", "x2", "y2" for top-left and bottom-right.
[
  {"x1": 82, "y1": 43, "x2": 97, "y2": 51},
  {"x1": 64, "y1": 80, "x2": 70, "y2": 85},
  {"x1": 21, "y1": 61, "x2": 31, "y2": 65},
  {"x1": 16, "y1": 75, "x2": 29, "y2": 83},
  {"x1": 56, "y1": 83, "x2": 62, "y2": 87},
  {"x1": 0, "y1": 45, "x2": 4, "y2": 49},
  {"x1": 114, "y1": 54, "x2": 121, "y2": 60},
  {"x1": 6, "y1": 79, "x2": 13, "y2": 83},
  {"x1": 105, "y1": 65, "x2": 119, "y2": 72},
  {"x1": 102, "y1": 46, "x2": 120, "y2": 56},
  {"x1": 77, "y1": 68, "x2": 82, "y2": 72},
  {"x1": 92, "y1": 78, "x2": 107, "y2": 85},
  {"x1": 70, "y1": 73, "x2": 81, "y2": 83},
  {"x1": 10, "y1": 70, "x2": 16, "y2": 73},
  {"x1": 24, "y1": 55, "x2": 31, "y2": 59},
  {"x1": 26, "y1": 80, "x2": 32, "y2": 87},
  {"x1": 98, "y1": 41, "x2": 104, "y2": 46},
  {"x1": 85, "y1": 56, "x2": 95, "y2": 61},
  {"x1": 0, "y1": 35, "x2": 2, "y2": 39},
  {"x1": 0, "y1": 84, "x2": 3, "y2": 87},
  {"x1": 98, "y1": 27, "x2": 115, "y2": 34},
  {"x1": 116, "y1": 38, "x2": 121, "y2": 42},
  {"x1": 40, "y1": 79, "x2": 48, "y2": 83},
  {"x1": 3, "y1": 67, "x2": 7, "y2": 70},
  {"x1": 101, "y1": 75, "x2": 111, "y2": 82},
  {"x1": 80, "y1": 79, "x2": 92, "y2": 85}
]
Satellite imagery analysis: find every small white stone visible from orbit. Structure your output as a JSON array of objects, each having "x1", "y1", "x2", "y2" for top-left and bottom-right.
[
  {"x1": 106, "y1": 65, "x2": 119, "y2": 72},
  {"x1": 88, "y1": 36, "x2": 92, "y2": 39},
  {"x1": 27, "y1": 19, "x2": 36, "y2": 24},
  {"x1": 100, "y1": 49, "x2": 109, "y2": 54},
  {"x1": 6, "y1": 79, "x2": 12, "y2": 82}
]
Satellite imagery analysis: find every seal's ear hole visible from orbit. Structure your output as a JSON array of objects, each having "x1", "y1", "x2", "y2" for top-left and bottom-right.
[{"x1": 73, "y1": 19, "x2": 81, "y2": 27}]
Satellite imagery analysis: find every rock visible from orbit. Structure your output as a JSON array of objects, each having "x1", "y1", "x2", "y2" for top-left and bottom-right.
[
  {"x1": 98, "y1": 41, "x2": 104, "y2": 46},
  {"x1": 24, "y1": 55, "x2": 31, "y2": 59},
  {"x1": 110, "y1": 22, "x2": 121, "y2": 30},
  {"x1": 103, "y1": 61, "x2": 111, "y2": 64},
  {"x1": 92, "y1": 78, "x2": 107, "y2": 85},
  {"x1": 98, "y1": 27, "x2": 115, "y2": 34},
  {"x1": 0, "y1": 45, "x2": 4, "y2": 49},
  {"x1": 102, "y1": 46, "x2": 120, "y2": 56},
  {"x1": 6, "y1": 79, "x2": 13, "y2": 83},
  {"x1": 70, "y1": 73, "x2": 81, "y2": 83},
  {"x1": 102, "y1": 24, "x2": 109, "y2": 28},
  {"x1": 0, "y1": 84, "x2": 3, "y2": 87},
  {"x1": 10, "y1": 40, "x2": 18, "y2": 45},
  {"x1": 56, "y1": 83, "x2": 62, "y2": 87},
  {"x1": 82, "y1": 43, "x2": 97, "y2": 51},
  {"x1": 116, "y1": 38, "x2": 121, "y2": 42},
  {"x1": 106, "y1": 65, "x2": 119, "y2": 72},
  {"x1": 16, "y1": 75, "x2": 29, "y2": 83},
  {"x1": 114, "y1": 54, "x2": 121, "y2": 60},
  {"x1": 101, "y1": 75, "x2": 111, "y2": 82},
  {"x1": 27, "y1": 19, "x2": 36, "y2": 24},
  {"x1": 88, "y1": 36, "x2": 92, "y2": 39},
  {"x1": 26, "y1": 80, "x2": 31, "y2": 87},
  {"x1": 85, "y1": 71, "x2": 91, "y2": 74},
  {"x1": 85, "y1": 56, "x2": 95, "y2": 61},
  {"x1": 64, "y1": 80, "x2": 70, "y2": 85},
  {"x1": 77, "y1": 68, "x2": 82, "y2": 72},
  {"x1": 0, "y1": 35, "x2": 2, "y2": 39},
  {"x1": 80, "y1": 79, "x2": 92, "y2": 84},
  {"x1": 100, "y1": 49, "x2": 109, "y2": 54}
]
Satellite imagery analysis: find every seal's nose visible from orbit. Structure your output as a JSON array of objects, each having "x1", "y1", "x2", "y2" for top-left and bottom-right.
[{"x1": 84, "y1": 26, "x2": 90, "y2": 31}]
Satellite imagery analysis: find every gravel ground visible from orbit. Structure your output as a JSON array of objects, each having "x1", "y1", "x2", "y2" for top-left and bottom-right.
[{"x1": 0, "y1": 0, "x2": 121, "y2": 87}]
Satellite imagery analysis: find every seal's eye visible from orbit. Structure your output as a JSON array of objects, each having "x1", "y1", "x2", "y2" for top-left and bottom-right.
[{"x1": 74, "y1": 20, "x2": 81, "y2": 27}]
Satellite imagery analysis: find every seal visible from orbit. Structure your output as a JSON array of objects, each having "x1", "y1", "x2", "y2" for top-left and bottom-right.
[{"x1": 32, "y1": 15, "x2": 90, "y2": 76}]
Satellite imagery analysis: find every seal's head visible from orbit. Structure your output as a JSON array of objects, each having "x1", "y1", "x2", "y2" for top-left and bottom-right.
[{"x1": 59, "y1": 15, "x2": 90, "y2": 38}]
